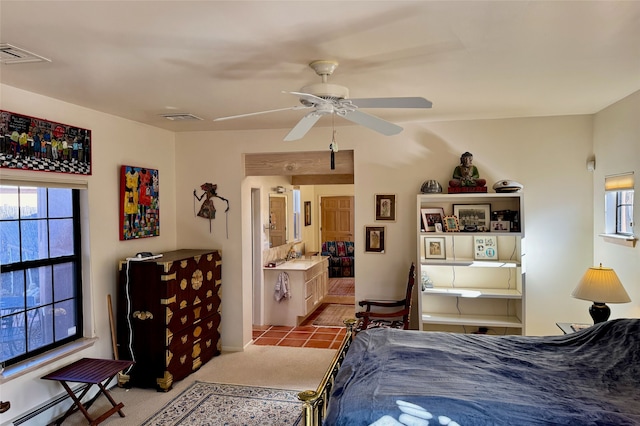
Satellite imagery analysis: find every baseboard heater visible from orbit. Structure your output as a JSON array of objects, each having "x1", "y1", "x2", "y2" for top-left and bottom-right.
[{"x1": 10, "y1": 382, "x2": 115, "y2": 425}]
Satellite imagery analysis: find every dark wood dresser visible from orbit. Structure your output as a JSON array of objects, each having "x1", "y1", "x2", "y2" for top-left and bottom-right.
[{"x1": 116, "y1": 249, "x2": 221, "y2": 391}]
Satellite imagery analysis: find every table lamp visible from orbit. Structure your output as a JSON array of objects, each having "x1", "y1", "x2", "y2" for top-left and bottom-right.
[{"x1": 571, "y1": 264, "x2": 631, "y2": 324}]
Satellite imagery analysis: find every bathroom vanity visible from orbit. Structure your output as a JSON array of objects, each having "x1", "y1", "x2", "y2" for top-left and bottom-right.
[{"x1": 263, "y1": 256, "x2": 329, "y2": 326}]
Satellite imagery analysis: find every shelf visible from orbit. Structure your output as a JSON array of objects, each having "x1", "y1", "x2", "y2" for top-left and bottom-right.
[
  {"x1": 421, "y1": 313, "x2": 523, "y2": 328},
  {"x1": 419, "y1": 231, "x2": 523, "y2": 238},
  {"x1": 420, "y1": 259, "x2": 520, "y2": 267},
  {"x1": 422, "y1": 287, "x2": 522, "y2": 299}
]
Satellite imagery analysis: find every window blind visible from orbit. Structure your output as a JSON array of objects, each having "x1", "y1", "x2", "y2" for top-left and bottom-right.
[
  {"x1": 605, "y1": 172, "x2": 634, "y2": 192},
  {"x1": 0, "y1": 175, "x2": 88, "y2": 189}
]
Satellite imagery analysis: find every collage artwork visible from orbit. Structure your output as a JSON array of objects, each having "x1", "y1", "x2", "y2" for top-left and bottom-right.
[{"x1": 119, "y1": 165, "x2": 160, "y2": 240}]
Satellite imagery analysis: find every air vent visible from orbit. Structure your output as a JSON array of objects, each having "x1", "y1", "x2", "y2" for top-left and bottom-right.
[
  {"x1": 160, "y1": 113, "x2": 203, "y2": 121},
  {"x1": 0, "y1": 43, "x2": 51, "y2": 64}
]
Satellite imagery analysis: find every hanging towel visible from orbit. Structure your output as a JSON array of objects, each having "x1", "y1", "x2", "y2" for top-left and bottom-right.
[{"x1": 274, "y1": 272, "x2": 291, "y2": 302}]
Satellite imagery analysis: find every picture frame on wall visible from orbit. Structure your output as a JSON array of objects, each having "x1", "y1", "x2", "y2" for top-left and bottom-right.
[
  {"x1": 119, "y1": 165, "x2": 160, "y2": 240},
  {"x1": 304, "y1": 201, "x2": 311, "y2": 226},
  {"x1": 375, "y1": 194, "x2": 396, "y2": 221},
  {"x1": 420, "y1": 207, "x2": 445, "y2": 232},
  {"x1": 424, "y1": 236, "x2": 446, "y2": 259},
  {"x1": 474, "y1": 235, "x2": 498, "y2": 260},
  {"x1": 365, "y1": 225, "x2": 386, "y2": 253},
  {"x1": 453, "y1": 203, "x2": 491, "y2": 232},
  {"x1": 0, "y1": 109, "x2": 92, "y2": 175}
]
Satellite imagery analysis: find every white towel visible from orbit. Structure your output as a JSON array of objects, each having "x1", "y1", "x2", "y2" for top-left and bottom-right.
[{"x1": 274, "y1": 272, "x2": 291, "y2": 302}]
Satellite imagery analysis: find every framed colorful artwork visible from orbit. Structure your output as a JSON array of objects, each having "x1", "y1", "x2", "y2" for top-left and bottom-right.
[
  {"x1": 474, "y1": 235, "x2": 499, "y2": 260},
  {"x1": 119, "y1": 165, "x2": 160, "y2": 240},
  {"x1": 0, "y1": 110, "x2": 92, "y2": 175},
  {"x1": 365, "y1": 225, "x2": 386, "y2": 253}
]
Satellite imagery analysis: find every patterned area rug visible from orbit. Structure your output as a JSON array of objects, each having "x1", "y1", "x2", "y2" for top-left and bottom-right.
[
  {"x1": 312, "y1": 303, "x2": 355, "y2": 327},
  {"x1": 141, "y1": 382, "x2": 301, "y2": 425}
]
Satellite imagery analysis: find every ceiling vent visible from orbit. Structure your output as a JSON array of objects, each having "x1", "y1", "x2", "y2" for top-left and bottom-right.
[
  {"x1": 0, "y1": 43, "x2": 51, "y2": 64},
  {"x1": 160, "y1": 113, "x2": 203, "y2": 121}
]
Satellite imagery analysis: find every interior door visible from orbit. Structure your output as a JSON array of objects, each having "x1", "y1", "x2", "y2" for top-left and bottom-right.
[{"x1": 321, "y1": 196, "x2": 354, "y2": 243}]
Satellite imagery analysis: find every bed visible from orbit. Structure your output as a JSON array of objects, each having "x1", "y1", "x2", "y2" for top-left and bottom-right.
[{"x1": 298, "y1": 318, "x2": 640, "y2": 426}]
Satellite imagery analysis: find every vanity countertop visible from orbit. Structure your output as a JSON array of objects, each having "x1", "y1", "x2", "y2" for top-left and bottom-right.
[{"x1": 264, "y1": 256, "x2": 327, "y2": 271}]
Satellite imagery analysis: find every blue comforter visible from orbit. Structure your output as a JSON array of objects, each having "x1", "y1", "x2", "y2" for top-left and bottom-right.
[{"x1": 325, "y1": 319, "x2": 640, "y2": 425}]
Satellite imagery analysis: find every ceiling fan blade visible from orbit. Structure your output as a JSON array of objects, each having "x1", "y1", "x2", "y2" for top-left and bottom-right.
[
  {"x1": 213, "y1": 105, "x2": 310, "y2": 121},
  {"x1": 348, "y1": 97, "x2": 433, "y2": 109},
  {"x1": 341, "y1": 110, "x2": 403, "y2": 136},
  {"x1": 283, "y1": 113, "x2": 322, "y2": 141},
  {"x1": 284, "y1": 91, "x2": 328, "y2": 105}
]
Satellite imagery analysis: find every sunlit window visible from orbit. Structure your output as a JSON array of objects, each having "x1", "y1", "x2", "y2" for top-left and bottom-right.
[
  {"x1": 0, "y1": 185, "x2": 82, "y2": 367},
  {"x1": 604, "y1": 173, "x2": 634, "y2": 237}
]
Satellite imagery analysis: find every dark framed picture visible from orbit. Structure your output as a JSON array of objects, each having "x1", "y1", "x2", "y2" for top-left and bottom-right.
[
  {"x1": 453, "y1": 204, "x2": 491, "y2": 232},
  {"x1": 491, "y1": 220, "x2": 510, "y2": 232},
  {"x1": 443, "y1": 215, "x2": 460, "y2": 232},
  {"x1": 491, "y1": 209, "x2": 520, "y2": 232},
  {"x1": 424, "y1": 236, "x2": 446, "y2": 259},
  {"x1": 420, "y1": 207, "x2": 445, "y2": 232},
  {"x1": 375, "y1": 194, "x2": 396, "y2": 221},
  {"x1": 304, "y1": 201, "x2": 311, "y2": 226},
  {"x1": 119, "y1": 165, "x2": 160, "y2": 240},
  {"x1": 365, "y1": 225, "x2": 386, "y2": 253}
]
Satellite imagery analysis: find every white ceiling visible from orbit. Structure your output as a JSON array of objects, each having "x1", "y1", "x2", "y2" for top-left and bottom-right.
[{"x1": 1, "y1": 1, "x2": 639, "y2": 135}]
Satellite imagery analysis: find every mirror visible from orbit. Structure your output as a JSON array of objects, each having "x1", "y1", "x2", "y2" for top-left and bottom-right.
[{"x1": 269, "y1": 194, "x2": 288, "y2": 247}]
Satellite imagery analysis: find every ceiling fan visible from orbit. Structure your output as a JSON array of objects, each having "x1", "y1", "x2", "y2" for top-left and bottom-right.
[{"x1": 213, "y1": 60, "x2": 432, "y2": 141}]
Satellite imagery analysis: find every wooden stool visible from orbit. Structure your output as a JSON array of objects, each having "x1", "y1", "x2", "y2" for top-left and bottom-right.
[{"x1": 42, "y1": 358, "x2": 134, "y2": 425}]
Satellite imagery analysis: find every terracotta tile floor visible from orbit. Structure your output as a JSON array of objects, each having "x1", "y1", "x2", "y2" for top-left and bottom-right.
[{"x1": 252, "y1": 325, "x2": 346, "y2": 349}]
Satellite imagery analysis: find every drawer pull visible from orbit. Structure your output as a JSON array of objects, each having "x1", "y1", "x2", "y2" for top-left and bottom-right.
[{"x1": 133, "y1": 310, "x2": 153, "y2": 320}]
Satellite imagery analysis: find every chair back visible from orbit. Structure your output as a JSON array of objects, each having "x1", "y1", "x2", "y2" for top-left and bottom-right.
[{"x1": 402, "y1": 263, "x2": 416, "y2": 328}]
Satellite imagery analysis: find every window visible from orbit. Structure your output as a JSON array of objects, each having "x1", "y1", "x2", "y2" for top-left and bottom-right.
[
  {"x1": 0, "y1": 185, "x2": 82, "y2": 367},
  {"x1": 292, "y1": 188, "x2": 301, "y2": 241},
  {"x1": 604, "y1": 173, "x2": 634, "y2": 237}
]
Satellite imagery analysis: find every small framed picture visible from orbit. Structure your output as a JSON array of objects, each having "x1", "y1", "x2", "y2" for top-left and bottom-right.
[
  {"x1": 424, "y1": 237, "x2": 446, "y2": 259},
  {"x1": 375, "y1": 194, "x2": 396, "y2": 221},
  {"x1": 420, "y1": 208, "x2": 445, "y2": 232},
  {"x1": 453, "y1": 204, "x2": 491, "y2": 232},
  {"x1": 443, "y1": 215, "x2": 460, "y2": 232},
  {"x1": 304, "y1": 201, "x2": 311, "y2": 226},
  {"x1": 474, "y1": 236, "x2": 498, "y2": 260},
  {"x1": 490, "y1": 220, "x2": 510, "y2": 232},
  {"x1": 365, "y1": 226, "x2": 386, "y2": 253}
]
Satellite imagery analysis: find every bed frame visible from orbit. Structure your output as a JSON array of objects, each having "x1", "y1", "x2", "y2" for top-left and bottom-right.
[{"x1": 297, "y1": 318, "x2": 356, "y2": 426}]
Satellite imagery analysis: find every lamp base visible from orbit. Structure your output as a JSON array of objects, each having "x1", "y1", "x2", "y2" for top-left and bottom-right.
[{"x1": 589, "y1": 302, "x2": 611, "y2": 324}]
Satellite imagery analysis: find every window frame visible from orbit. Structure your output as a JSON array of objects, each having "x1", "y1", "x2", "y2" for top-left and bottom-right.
[{"x1": 0, "y1": 185, "x2": 83, "y2": 367}]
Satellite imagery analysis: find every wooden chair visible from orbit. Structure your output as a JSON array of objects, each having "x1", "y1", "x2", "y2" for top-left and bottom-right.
[{"x1": 355, "y1": 263, "x2": 415, "y2": 331}]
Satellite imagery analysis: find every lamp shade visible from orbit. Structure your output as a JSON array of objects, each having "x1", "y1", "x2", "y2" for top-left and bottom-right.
[{"x1": 571, "y1": 264, "x2": 631, "y2": 303}]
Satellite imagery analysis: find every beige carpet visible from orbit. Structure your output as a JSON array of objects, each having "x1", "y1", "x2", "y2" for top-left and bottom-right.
[
  {"x1": 312, "y1": 303, "x2": 355, "y2": 327},
  {"x1": 54, "y1": 345, "x2": 335, "y2": 426}
]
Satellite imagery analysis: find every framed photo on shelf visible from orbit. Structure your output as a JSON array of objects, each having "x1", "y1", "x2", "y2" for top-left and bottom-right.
[
  {"x1": 491, "y1": 209, "x2": 520, "y2": 232},
  {"x1": 304, "y1": 201, "x2": 311, "y2": 226},
  {"x1": 375, "y1": 194, "x2": 396, "y2": 221},
  {"x1": 365, "y1": 225, "x2": 386, "y2": 253},
  {"x1": 443, "y1": 215, "x2": 460, "y2": 232},
  {"x1": 453, "y1": 204, "x2": 491, "y2": 232},
  {"x1": 490, "y1": 220, "x2": 510, "y2": 232},
  {"x1": 424, "y1": 236, "x2": 446, "y2": 259},
  {"x1": 474, "y1": 235, "x2": 498, "y2": 260},
  {"x1": 420, "y1": 207, "x2": 445, "y2": 232}
]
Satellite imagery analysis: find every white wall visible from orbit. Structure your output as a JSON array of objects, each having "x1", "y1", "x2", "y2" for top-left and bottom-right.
[
  {"x1": 592, "y1": 89, "x2": 640, "y2": 319},
  {"x1": 174, "y1": 114, "x2": 595, "y2": 348},
  {"x1": 1, "y1": 85, "x2": 177, "y2": 424}
]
